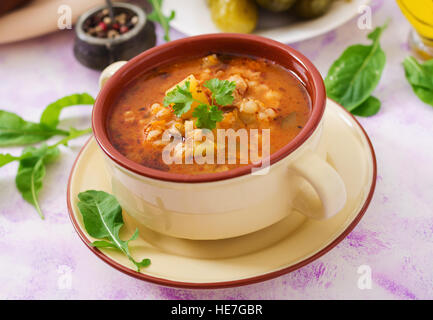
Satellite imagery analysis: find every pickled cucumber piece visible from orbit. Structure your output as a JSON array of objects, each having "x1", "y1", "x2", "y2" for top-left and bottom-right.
[
  {"x1": 210, "y1": 0, "x2": 258, "y2": 33},
  {"x1": 256, "y1": 0, "x2": 297, "y2": 12},
  {"x1": 293, "y1": 0, "x2": 333, "y2": 19}
]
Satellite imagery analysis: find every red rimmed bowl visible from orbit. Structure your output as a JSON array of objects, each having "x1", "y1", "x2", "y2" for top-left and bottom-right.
[{"x1": 92, "y1": 34, "x2": 347, "y2": 240}]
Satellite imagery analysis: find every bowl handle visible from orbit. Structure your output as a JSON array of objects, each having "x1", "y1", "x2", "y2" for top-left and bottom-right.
[
  {"x1": 98, "y1": 61, "x2": 128, "y2": 89},
  {"x1": 290, "y1": 151, "x2": 347, "y2": 220}
]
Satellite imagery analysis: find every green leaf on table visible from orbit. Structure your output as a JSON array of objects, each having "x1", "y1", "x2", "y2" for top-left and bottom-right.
[
  {"x1": 77, "y1": 190, "x2": 151, "y2": 272},
  {"x1": 91, "y1": 241, "x2": 119, "y2": 249},
  {"x1": 51, "y1": 127, "x2": 93, "y2": 148},
  {"x1": 1, "y1": 153, "x2": 24, "y2": 167},
  {"x1": 15, "y1": 144, "x2": 60, "y2": 219},
  {"x1": 325, "y1": 22, "x2": 388, "y2": 112},
  {"x1": 148, "y1": 0, "x2": 175, "y2": 42},
  {"x1": 13, "y1": 127, "x2": 91, "y2": 219},
  {"x1": 163, "y1": 80, "x2": 194, "y2": 117},
  {"x1": 0, "y1": 93, "x2": 94, "y2": 147},
  {"x1": 204, "y1": 79, "x2": 236, "y2": 106},
  {"x1": 0, "y1": 110, "x2": 68, "y2": 147},
  {"x1": 403, "y1": 56, "x2": 433, "y2": 107},
  {"x1": 40, "y1": 93, "x2": 95, "y2": 129},
  {"x1": 192, "y1": 104, "x2": 224, "y2": 130},
  {"x1": 351, "y1": 96, "x2": 381, "y2": 117}
]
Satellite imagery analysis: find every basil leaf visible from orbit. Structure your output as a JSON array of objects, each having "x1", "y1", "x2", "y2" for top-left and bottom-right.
[
  {"x1": 40, "y1": 93, "x2": 95, "y2": 129},
  {"x1": 325, "y1": 23, "x2": 388, "y2": 111},
  {"x1": 403, "y1": 56, "x2": 433, "y2": 107},
  {"x1": 351, "y1": 96, "x2": 381, "y2": 117},
  {"x1": 15, "y1": 144, "x2": 60, "y2": 219},
  {"x1": 77, "y1": 190, "x2": 151, "y2": 271},
  {"x1": 0, "y1": 110, "x2": 68, "y2": 147}
]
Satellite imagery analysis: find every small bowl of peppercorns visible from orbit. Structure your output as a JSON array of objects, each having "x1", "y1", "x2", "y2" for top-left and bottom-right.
[{"x1": 74, "y1": 2, "x2": 156, "y2": 70}]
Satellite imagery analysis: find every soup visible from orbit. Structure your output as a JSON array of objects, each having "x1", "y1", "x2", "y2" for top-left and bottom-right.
[{"x1": 108, "y1": 54, "x2": 311, "y2": 174}]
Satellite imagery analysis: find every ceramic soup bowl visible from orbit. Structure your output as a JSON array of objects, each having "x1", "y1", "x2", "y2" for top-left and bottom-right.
[{"x1": 93, "y1": 34, "x2": 347, "y2": 240}]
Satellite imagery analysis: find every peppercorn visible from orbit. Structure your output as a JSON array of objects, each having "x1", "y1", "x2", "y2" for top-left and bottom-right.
[{"x1": 82, "y1": 7, "x2": 138, "y2": 39}]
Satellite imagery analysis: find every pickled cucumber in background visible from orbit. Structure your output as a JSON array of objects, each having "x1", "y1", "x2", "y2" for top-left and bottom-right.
[
  {"x1": 209, "y1": 0, "x2": 335, "y2": 34},
  {"x1": 256, "y1": 0, "x2": 297, "y2": 12},
  {"x1": 293, "y1": 0, "x2": 333, "y2": 19},
  {"x1": 210, "y1": 0, "x2": 258, "y2": 33}
]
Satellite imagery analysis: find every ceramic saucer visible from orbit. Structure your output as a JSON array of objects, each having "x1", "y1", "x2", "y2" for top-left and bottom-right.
[{"x1": 67, "y1": 98, "x2": 376, "y2": 289}]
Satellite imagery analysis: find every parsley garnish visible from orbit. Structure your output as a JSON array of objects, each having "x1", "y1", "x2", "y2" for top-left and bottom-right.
[
  {"x1": 192, "y1": 104, "x2": 224, "y2": 130},
  {"x1": 163, "y1": 81, "x2": 194, "y2": 117},
  {"x1": 163, "y1": 78, "x2": 236, "y2": 129},
  {"x1": 204, "y1": 79, "x2": 236, "y2": 106}
]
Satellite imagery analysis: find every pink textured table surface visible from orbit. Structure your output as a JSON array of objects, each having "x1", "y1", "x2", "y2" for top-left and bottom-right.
[{"x1": 1, "y1": 0, "x2": 432, "y2": 300}]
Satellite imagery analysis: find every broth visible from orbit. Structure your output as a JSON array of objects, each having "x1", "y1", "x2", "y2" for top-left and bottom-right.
[{"x1": 108, "y1": 54, "x2": 311, "y2": 174}]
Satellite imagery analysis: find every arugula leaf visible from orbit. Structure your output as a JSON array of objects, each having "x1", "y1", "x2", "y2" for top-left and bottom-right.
[
  {"x1": 192, "y1": 104, "x2": 224, "y2": 129},
  {"x1": 163, "y1": 81, "x2": 194, "y2": 117},
  {"x1": 14, "y1": 127, "x2": 92, "y2": 219},
  {"x1": 40, "y1": 93, "x2": 95, "y2": 129},
  {"x1": 1, "y1": 128, "x2": 91, "y2": 172},
  {"x1": 204, "y1": 79, "x2": 236, "y2": 106},
  {"x1": 148, "y1": 0, "x2": 175, "y2": 42},
  {"x1": 77, "y1": 190, "x2": 151, "y2": 272},
  {"x1": 51, "y1": 127, "x2": 93, "y2": 148},
  {"x1": 1, "y1": 152, "x2": 28, "y2": 167},
  {"x1": 0, "y1": 110, "x2": 68, "y2": 147},
  {"x1": 325, "y1": 22, "x2": 388, "y2": 112},
  {"x1": 0, "y1": 93, "x2": 94, "y2": 146},
  {"x1": 351, "y1": 96, "x2": 381, "y2": 117},
  {"x1": 16, "y1": 144, "x2": 60, "y2": 219},
  {"x1": 403, "y1": 56, "x2": 433, "y2": 107}
]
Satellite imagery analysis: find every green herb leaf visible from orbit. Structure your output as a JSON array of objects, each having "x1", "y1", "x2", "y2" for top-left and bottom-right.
[
  {"x1": 192, "y1": 104, "x2": 224, "y2": 130},
  {"x1": 325, "y1": 22, "x2": 388, "y2": 111},
  {"x1": 14, "y1": 127, "x2": 91, "y2": 219},
  {"x1": 40, "y1": 93, "x2": 95, "y2": 129},
  {"x1": 91, "y1": 240, "x2": 119, "y2": 249},
  {"x1": 16, "y1": 144, "x2": 60, "y2": 219},
  {"x1": 51, "y1": 127, "x2": 93, "y2": 148},
  {"x1": 163, "y1": 81, "x2": 194, "y2": 117},
  {"x1": 163, "y1": 78, "x2": 228, "y2": 129},
  {"x1": 0, "y1": 93, "x2": 93, "y2": 147},
  {"x1": 148, "y1": 0, "x2": 175, "y2": 42},
  {"x1": 204, "y1": 79, "x2": 236, "y2": 106},
  {"x1": 351, "y1": 96, "x2": 381, "y2": 117},
  {"x1": 403, "y1": 56, "x2": 433, "y2": 107},
  {"x1": 0, "y1": 110, "x2": 68, "y2": 147},
  {"x1": 77, "y1": 190, "x2": 151, "y2": 272},
  {"x1": 1, "y1": 153, "x2": 26, "y2": 167}
]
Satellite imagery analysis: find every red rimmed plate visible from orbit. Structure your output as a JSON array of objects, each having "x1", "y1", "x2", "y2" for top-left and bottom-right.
[{"x1": 67, "y1": 99, "x2": 376, "y2": 289}]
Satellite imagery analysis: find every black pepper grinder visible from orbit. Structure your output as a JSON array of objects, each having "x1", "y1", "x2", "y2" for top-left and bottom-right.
[{"x1": 73, "y1": 2, "x2": 156, "y2": 70}]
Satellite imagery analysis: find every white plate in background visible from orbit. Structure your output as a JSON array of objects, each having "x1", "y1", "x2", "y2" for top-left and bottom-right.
[{"x1": 163, "y1": 0, "x2": 370, "y2": 43}]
